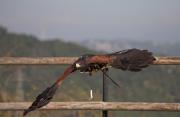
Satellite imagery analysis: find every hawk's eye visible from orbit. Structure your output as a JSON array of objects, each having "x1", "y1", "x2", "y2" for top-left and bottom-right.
[{"x1": 80, "y1": 55, "x2": 83, "y2": 59}]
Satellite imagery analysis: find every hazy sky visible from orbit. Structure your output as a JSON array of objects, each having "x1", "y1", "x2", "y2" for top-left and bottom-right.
[{"x1": 0, "y1": 0, "x2": 180, "y2": 41}]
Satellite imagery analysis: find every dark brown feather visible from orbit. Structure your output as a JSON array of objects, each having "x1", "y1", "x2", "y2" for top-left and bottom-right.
[
  {"x1": 23, "y1": 66, "x2": 74, "y2": 116},
  {"x1": 23, "y1": 83, "x2": 58, "y2": 116},
  {"x1": 109, "y1": 49, "x2": 155, "y2": 71}
]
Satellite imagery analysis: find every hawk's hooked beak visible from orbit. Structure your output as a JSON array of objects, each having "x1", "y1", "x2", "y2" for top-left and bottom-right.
[
  {"x1": 75, "y1": 63, "x2": 81, "y2": 68},
  {"x1": 71, "y1": 62, "x2": 81, "y2": 72},
  {"x1": 72, "y1": 54, "x2": 89, "y2": 71}
]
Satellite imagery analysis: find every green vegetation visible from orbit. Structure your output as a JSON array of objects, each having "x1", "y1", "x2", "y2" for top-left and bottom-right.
[{"x1": 0, "y1": 26, "x2": 180, "y2": 117}]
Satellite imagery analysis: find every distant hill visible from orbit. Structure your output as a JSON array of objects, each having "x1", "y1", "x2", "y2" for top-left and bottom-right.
[
  {"x1": 0, "y1": 26, "x2": 180, "y2": 117},
  {"x1": 78, "y1": 39, "x2": 180, "y2": 56}
]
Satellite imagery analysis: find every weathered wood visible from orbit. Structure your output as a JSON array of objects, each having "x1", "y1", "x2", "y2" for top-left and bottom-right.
[
  {"x1": 153, "y1": 57, "x2": 180, "y2": 65},
  {"x1": 0, "y1": 57, "x2": 180, "y2": 65},
  {"x1": 0, "y1": 102, "x2": 180, "y2": 111},
  {"x1": 0, "y1": 57, "x2": 78, "y2": 65}
]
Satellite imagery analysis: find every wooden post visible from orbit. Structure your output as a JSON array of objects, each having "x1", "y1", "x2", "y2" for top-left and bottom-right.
[{"x1": 102, "y1": 69, "x2": 108, "y2": 117}]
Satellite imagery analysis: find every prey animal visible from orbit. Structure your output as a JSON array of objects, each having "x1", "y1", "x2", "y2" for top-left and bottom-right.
[{"x1": 23, "y1": 48, "x2": 155, "y2": 116}]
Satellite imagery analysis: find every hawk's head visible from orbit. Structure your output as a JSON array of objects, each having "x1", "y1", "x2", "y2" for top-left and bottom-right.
[{"x1": 72, "y1": 54, "x2": 94, "y2": 72}]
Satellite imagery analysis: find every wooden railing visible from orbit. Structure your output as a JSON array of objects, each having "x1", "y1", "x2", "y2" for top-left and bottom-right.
[
  {"x1": 0, "y1": 102, "x2": 180, "y2": 111},
  {"x1": 0, "y1": 56, "x2": 180, "y2": 65},
  {"x1": 0, "y1": 56, "x2": 180, "y2": 115}
]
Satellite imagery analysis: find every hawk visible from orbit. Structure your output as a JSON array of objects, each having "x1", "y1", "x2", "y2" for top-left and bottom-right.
[{"x1": 23, "y1": 48, "x2": 155, "y2": 116}]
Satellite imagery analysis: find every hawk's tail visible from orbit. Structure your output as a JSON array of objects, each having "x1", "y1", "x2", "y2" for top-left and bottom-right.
[{"x1": 110, "y1": 49, "x2": 155, "y2": 72}]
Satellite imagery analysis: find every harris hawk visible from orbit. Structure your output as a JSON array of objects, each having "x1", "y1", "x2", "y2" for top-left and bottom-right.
[{"x1": 23, "y1": 48, "x2": 155, "y2": 116}]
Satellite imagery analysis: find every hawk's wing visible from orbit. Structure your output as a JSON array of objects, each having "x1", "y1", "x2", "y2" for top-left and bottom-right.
[
  {"x1": 86, "y1": 49, "x2": 155, "y2": 72},
  {"x1": 23, "y1": 66, "x2": 74, "y2": 116},
  {"x1": 109, "y1": 48, "x2": 155, "y2": 71}
]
